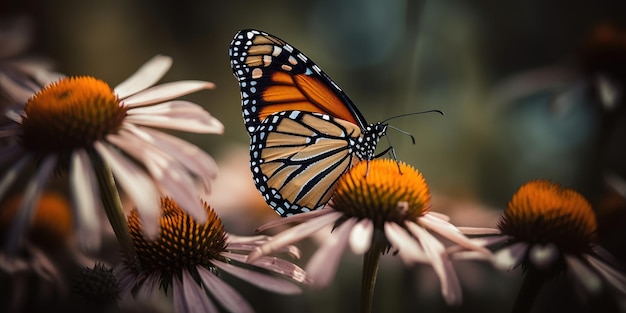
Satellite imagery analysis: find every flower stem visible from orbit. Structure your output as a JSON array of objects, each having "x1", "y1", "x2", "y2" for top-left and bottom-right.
[
  {"x1": 512, "y1": 268, "x2": 545, "y2": 313},
  {"x1": 91, "y1": 152, "x2": 141, "y2": 271},
  {"x1": 361, "y1": 229, "x2": 385, "y2": 313}
]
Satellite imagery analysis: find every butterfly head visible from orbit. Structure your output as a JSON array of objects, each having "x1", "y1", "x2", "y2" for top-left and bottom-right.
[{"x1": 357, "y1": 122, "x2": 388, "y2": 161}]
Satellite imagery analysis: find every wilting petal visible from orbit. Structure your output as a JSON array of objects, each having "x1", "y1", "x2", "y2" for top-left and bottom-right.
[
  {"x1": 4, "y1": 154, "x2": 56, "y2": 256},
  {"x1": 420, "y1": 214, "x2": 490, "y2": 255},
  {"x1": 493, "y1": 241, "x2": 528, "y2": 271},
  {"x1": 306, "y1": 218, "x2": 356, "y2": 288},
  {"x1": 385, "y1": 222, "x2": 428, "y2": 264},
  {"x1": 173, "y1": 270, "x2": 218, "y2": 313},
  {"x1": 255, "y1": 208, "x2": 335, "y2": 232},
  {"x1": 408, "y1": 222, "x2": 462, "y2": 306},
  {"x1": 114, "y1": 55, "x2": 173, "y2": 99},
  {"x1": 122, "y1": 80, "x2": 215, "y2": 107},
  {"x1": 94, "y1": 141, "x2": 160, "y2": 238},
  {"x1": 197, "y1": 266, "x2": 254, "y2": 313},
  {"x1": 248, "y1": 211, "x2": 342, "y2": 262},
  {"x1": 212, "y1": 259, "x2": 302, "y2": 294},
  {"x1": 69, "y1": 149, "x2": 102, "y2": 251},
  {"x1": 349, "y1": 219, "x2": 373, "y2": 254}
]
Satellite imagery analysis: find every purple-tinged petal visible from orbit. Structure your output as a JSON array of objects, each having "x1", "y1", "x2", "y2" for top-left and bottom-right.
[
  {"x1": 173, "y1": 270, "x2": 218, "y2": 313},
  {"x1": 385, "y1": 222, "x2": 428, "y2": 264},
  {"x1": 69, "y1": 150, "x2": 102, "y2": 251},
  {"x1": 249, "y1": 211, "x2": 342, "y2": 262},
  {"x1": 211, "y1": 259, "x2": 302, "y2": 294},
  {"x1": 4, "y1": 154, "x2": 56, "y2": 256},
  {"x1": 420, "y1": 213, "x2": 491, "y2": 255},
  {"x1": 113, "y1": 263, "x2": 137, "y2": 297},
  {"x1": 255, "y1": 208, "x2": 336, "y2": 232},
  {"x1": 566, "y1": 256, "x2": 602, "y2": 294},
  {"x1": 122, "y1": 80, "x2": 215, "y2": 107},
  {"x1": 114, "y1": 55, "x2": 173, "y2": 99},
  {"x1": 221, "y1": 252, "x2": 308, "y2": 284},
  {"x1": 227, "y1": 242, "x2": 301, "y2": 259},
  {"x1": 197, "y1": 266, "x2": 254, "y2": 313},
  {"x1": 306, "y1": 217, "x2": 356, "y2": 288},
  {"x1": 349, "y1": 218, "x2": 373, "y2": 254},
  {"x1": 0, "y1": 72, "x2": 34, "y2": 104},
  {"x1": 125, "y1": 103, "x2": 224, "y2": 134},
  {"x1": 493, "y1": 241, "x2": 529, "y2": 271},
  {"x1": 408, "y1": 222, "x2": 462, "y2": 306},
  {"x1": 93, "y1": 141, "x2": 160, "y2": 238}
]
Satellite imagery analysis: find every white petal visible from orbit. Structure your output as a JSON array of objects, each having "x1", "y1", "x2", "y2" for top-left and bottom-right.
[
  {"x1": 255, "y1": 208, "x2": 336, "y2": 232},
  {"x1": 420, "y1": 214, "x2": 491, "y2": 255},
  {"x1": 248, "y1": 211, "x2": 343, "y2": 262},
  {"x1": 173, "y1": 270, "x2": 218, "y2": 313},
  {"x1": 197, "y1": 266, "x2": 254, "y2": 313},
  {"x1": 528, "y1": 243, "x2": 559, "y2": 269},
  {"x1": 212, "y1": 259, "x2": 302, "y2": 294},
  {"x1": 69, "y1": 150, "x2": 102, "y2": 251},
  {"x1": 384, "y1": 222, "x2": 428, "y2": 264},
  {"x1": 427, "y1": 211, "x2": 451, "y2": 222},
  {"x1": 114, "y1": 55, "x2": 173, "y2": 99},
  {"x1": 566, "y1": 256, "x2": 602, "y2": 294},
  {"x1": 221, "y1": 252, "x2": 307, "y2": 284},
  {"x1": 305, "y1": 218, "x2": 356, "y2": 288},
  {"x1": 349, "y1": 219, "x2": 373, "y2": 254},
  {"x1": 122, "y1": 80, "x2": 215, "y2": 107},
  {"x1": 108, "y1": 132, "x2": 207, "y2": 223},
  {"x1": 4, "y1": 155, "x2": 56, "y2": 255},
  {"x1": 493, "y1": 242, "x2": 529, "y2": 271},
  {"x1": 407, "y1": 222, "x2": 462, "y2": 306},
  {"x1": 93, "y1": 141, "x2": 160, "y2": 238}
]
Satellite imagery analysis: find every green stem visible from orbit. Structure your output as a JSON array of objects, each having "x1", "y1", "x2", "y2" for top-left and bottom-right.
[
  {"x1": 512, "y1": 268, "x2": 545, "y2": 313},
  {"x1": 91, "y1": 152, "x2": 141, "y2": 271},
  {"x1": 361, "y1": 229, "x2": 385, "y2": 313}
]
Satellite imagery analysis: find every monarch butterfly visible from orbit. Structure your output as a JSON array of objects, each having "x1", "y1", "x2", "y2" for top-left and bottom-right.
[{"x1": 229, "y1": 29, "x2": 389, "y2": 216}]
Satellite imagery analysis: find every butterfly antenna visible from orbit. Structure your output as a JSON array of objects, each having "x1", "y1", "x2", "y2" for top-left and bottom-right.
[
  {"x1": 388, "y1": 125, "x2": 416, "y2": 145},
  {"x1": 381, "y1": 109, "x2": 444, "y2": 124}
]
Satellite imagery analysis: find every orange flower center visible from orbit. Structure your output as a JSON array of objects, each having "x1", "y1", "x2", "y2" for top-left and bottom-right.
[
  {"x1": 498, "y1": 180, "x2": 597, "y2": 254},
  {"x1": 127, "y1": 197, "x2": 228, "y2": 290},
  {"x1": 21, "y1": 76, "x2": 126, "y2": 153},
  {"x1": 332, "y1": 159, "x2": 431, "y2": 228}
]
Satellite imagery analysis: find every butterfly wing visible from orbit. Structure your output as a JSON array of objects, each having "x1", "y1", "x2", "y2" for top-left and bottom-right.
[
  {"x1": 229, "y1": 29, "x2": 369, "y2": 135},
  {"x1": 251, "y1": 110, "x2": 362, "y2": 216}
]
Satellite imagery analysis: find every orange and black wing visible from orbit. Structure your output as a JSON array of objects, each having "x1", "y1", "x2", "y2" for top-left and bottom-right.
[{"x1": 229, "y1": 29, "x2": 368, "y2": 135}]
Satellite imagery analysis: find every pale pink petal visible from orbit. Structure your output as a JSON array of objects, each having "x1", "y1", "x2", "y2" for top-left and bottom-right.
[
  {"x1": 407, "y1": 222, "x2": 462, "y2": 306},
  {"x1": 493, "y1": 242, "x2": 529, "y2": 271},
  {"x1": 566, "y1": 256, "x2": 602, "y2": 294},
  {"x1": 125, "y1": 101, "x2": 224, "y2": 133},
  {"x1": 384, "y1": 222, "x2": 428, "y2": 264},
  {"x1": 33, "y1": 70, "x2": 64, "y2": 86},
  {"x1": 211, "y1": 259, "x2": 302, "y2": 294},
  {"x1": 197, "y1": 266, "x2": 254, "y2": 313},
  {"x1": 427, "y1": 211, "x2": 450, "y2": 222},
  {"x1": 114, "y1": 55, "x2": 173, "y2": 99},
  {"x1": 122, "y1": 80, "x2": 215, "y2": 107},
  {"x1": 4, "y1": 154, "x2": 56, "y2": 255},
  {"x1": 222, "y1": 252, "x2": 307, "y2": 283},
  {"x1": 457, "y1": 227, "x2": 501, "y2": 235},
  {"x1": 349, "y1": 219, "x2": 373, "y2": 254},
  {"x1": 134, "y1": 273, "x2": 160, "y2": 302},
  {"x1": 529, "y1": 243, "x2": 559, "y2": 269},
  {"x1": 227, "y1": 242, "x2": 301, "y2": 259},
  {"x1": 255, "y1": 208, "x2": 336, "y2": 232},
  {"x1": 0, "y1": 72, "x2": 34, "y2": 104},
  {"x1": 123, "y1": 124, "x2": 219, "y2": 193},
  {"x1": 113, "y1": 263, "x2": 137, "y2": 297},
  {"x1": 585, "y1": 254, "x2": 626, "y2": 294},
  {"x1": 420, "y1": 214, "x2": 491, "y2": 255},
  {"x1": 93, "y1": 141, "x2": 160, "y2": 238},
  {"x1": 173, "y1": 270, "x2": 218, "y2": 313},
  {"x1": 227, "y1": 234, "x2": 271, "y2": 244},
  {"x1": 69, "y1": 149, "x2": 102, "y2": 251},
  {"x1": 306, "y1": 217, "x2": 356, "y2": 288},
  {"x1": 108, "y1": 132, "x2": 207, "y2": 223},
  {"x1": 248, "y1": 211, "x2": 343, "y2": 262}
]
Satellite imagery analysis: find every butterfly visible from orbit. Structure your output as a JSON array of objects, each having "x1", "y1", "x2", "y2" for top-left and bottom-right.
[{"x1": 229, "y1": 29, "x2": 389, "y2": 217}]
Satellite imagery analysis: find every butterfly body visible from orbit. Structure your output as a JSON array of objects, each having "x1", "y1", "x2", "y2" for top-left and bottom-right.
[{"x1": 230, "y1": 29, "x2": 388, "y2": 216}]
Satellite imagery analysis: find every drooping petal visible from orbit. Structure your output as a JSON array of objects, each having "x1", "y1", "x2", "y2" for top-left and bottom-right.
[
  {"x1": 385, "y1": 222, "x2": 428, "y2": 264},
  {"x1": 566, "y1": 256, "x2": 602, "y2": 295},
  {"x1": 125, "y1": 101, "x2": 224, "y2": 133},
  {"x1": 69, "y1": 149, "x2": 102, "y2": 251},
  {"x1": 93, "y1": 141, "x2": 160, "y2": 238},
  {"x1": 493, "y1": 241, "x2": 529, "y2": 271},
  {"x1": 114, "y1": 55, "x2": 173, "y2": 99},
  {"x1": 420, "y1": 213, "x2": 491, "y2": 255},
  {"x1": 407, "y1": 222, "x2": 462, "y2": 306},
  {"x1": 305, "y1": 217, "x2": 356, "y2": 288},
  {"x1": 248, "y1": 211, "x2": 343, "y2": 262},
  {"x1": 222, "y1": 252, "x2": 308, "y2": 284},
  {"x1": 197, "y1": 265, "x2": 254, "y2": 313},
  {"x1": 121, "y1": 80, "x2": 215, "y2": 107},
  {"x1": 349, "y1": 218, "x2": 373, "y2": 254},
  {"x1": 4, "y1": 154, "x2": 56, "y2": 256},
  {"x1": 108, "y1": 132, "x2": 207, "y2": 223},
  {"x1": 211, "y1": 259, "x2": 302, "y2": 294},
  {"x1": 255, "y1": 208, "x2": 336, "y2": 232},
  {"x1": 173, "y1": 270, "x2": 218, "y2": 313}
]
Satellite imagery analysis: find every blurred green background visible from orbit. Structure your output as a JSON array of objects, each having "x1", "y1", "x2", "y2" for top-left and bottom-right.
[{"x1": 2, "y1": 0, "x2": 625, "y2": 312}]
